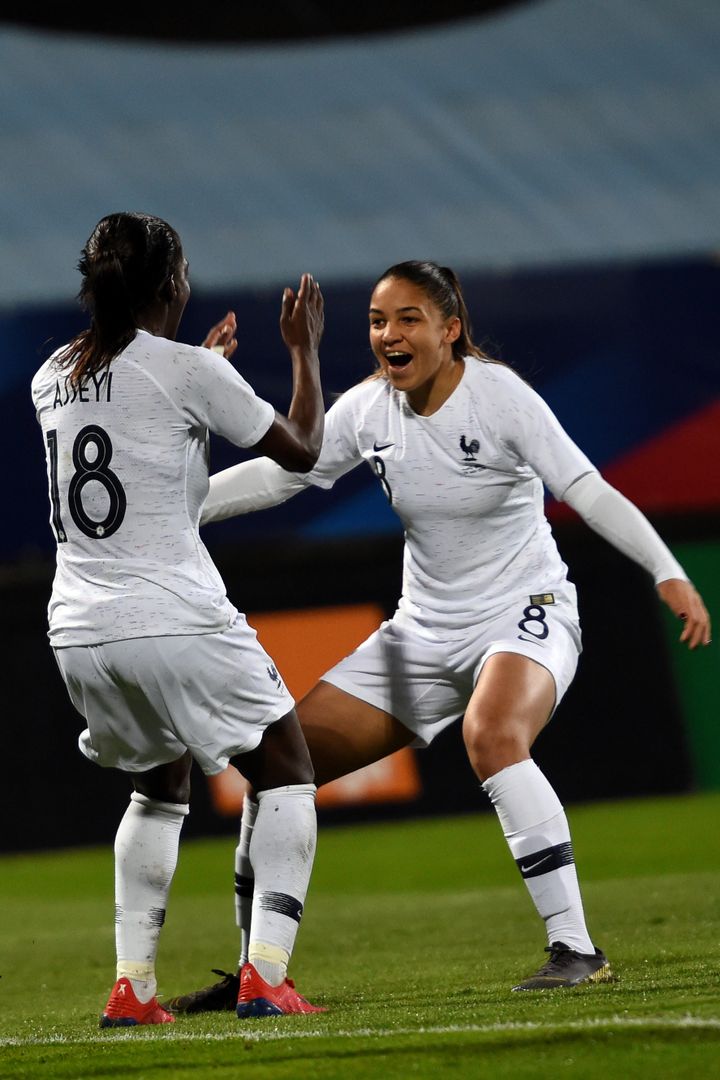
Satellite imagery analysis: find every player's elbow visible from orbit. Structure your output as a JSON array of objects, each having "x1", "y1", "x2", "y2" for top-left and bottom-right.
[
  {"x1": 251, "y1": 416, "x2": 323, "y2": 473},
  {"x1": 274, "y1": 440, "x2": 320, "y2": 472}
]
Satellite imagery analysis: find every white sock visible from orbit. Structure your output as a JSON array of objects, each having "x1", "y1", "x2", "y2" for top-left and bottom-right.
[
  {"x1": 482, "y1": 760, "x2": 594, "y2": 955},
  {"x1": 114, "y1": 792, "x2": 188, "y2": 1002},
  {"x1": 235, "y1": 795, "x2": 258, "y2": 969},
  {"x1": 248, "y1": 783, "x2": 317, "y2": 986}
]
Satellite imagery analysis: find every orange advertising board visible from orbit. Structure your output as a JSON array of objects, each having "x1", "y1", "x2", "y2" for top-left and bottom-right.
[{"x1": 207, "y1": 603, "x2": 421, "y2": 815}]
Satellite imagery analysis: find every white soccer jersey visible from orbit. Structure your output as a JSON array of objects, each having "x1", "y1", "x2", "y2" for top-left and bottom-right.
[
  {"x1": 32, "y1": 330, "x2": 275, "y2": 646},
  {"x1": 215, "y1": 359, "x2": 595, "y2": 632}
]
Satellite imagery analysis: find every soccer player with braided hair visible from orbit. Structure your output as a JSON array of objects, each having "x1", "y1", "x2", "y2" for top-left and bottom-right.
[{"x1": 32, "y1": 211, "x2": 327, "y2": 1024}]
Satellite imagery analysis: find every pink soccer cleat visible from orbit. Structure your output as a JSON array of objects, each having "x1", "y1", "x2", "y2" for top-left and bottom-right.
[
  {"x1": 236, "y1": 962, "x2": 326, "y2": 1017},
  {"x1": 100, "y1": 977, "x2": 176, "y2": 1027}
]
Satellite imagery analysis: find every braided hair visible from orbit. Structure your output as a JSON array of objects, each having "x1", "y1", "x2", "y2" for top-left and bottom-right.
[{"x1": 54, "y1": 212, "x2": 182, "y2": 387}]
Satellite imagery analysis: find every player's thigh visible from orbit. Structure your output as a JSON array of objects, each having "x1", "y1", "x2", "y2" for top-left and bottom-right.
[
  {"x1": 464, "y1": 651, "x2": 556, "y2": 753},
  {"x1": 463, "y1": 594, "x2": 580, "y2": 755},
  {"x1": 296, "y1": 680, "x2": 414, "y2": 787}
]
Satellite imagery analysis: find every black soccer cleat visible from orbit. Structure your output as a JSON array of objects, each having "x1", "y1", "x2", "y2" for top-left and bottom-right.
[
  {"x1": 512, "y1": 941, "x2": 614, "y2": 991},
  {"x1": 160, "y1": 968, "x2": 240, "y2": 1013}
]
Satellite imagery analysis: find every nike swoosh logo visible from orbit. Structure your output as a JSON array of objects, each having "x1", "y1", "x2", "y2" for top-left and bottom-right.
[
  {"x1": 517, "y1": 634, "x2": 541, "y2": 645},
  {"x1": 519, "y1": 854, "x2": 552, "y2": 873},
  {"x1": 373, "y1": 441, "x2": 394, "y2": 452}
]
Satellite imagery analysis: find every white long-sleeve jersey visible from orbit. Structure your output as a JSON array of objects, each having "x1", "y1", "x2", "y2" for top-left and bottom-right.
[{"x1": 203, "y1": 359, "x2": 686, "y2": 631}]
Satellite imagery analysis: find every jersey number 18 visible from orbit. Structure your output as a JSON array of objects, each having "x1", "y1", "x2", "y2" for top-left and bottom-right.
[{"x1": 46, "y1": 424, "x2": 127, "y2": 542}]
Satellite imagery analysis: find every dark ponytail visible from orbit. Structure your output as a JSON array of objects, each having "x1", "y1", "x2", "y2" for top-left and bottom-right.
[
  {"x1": 54, "y1": 212, "x2": 182, "y2": 387},
  {"x1": 373, "y1": 261, "x2": 492, "y2": 363}
]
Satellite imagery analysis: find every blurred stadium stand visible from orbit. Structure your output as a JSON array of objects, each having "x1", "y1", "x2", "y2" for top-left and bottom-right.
[
  {"x1": 3, "y1": 0, "x2": 720, "y2": 307},
  {"x1": 1, "y1": 0, "x2": 719, "y2": 849}
]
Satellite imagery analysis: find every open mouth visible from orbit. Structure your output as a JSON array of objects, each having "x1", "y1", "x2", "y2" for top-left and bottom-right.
[{"x1": 385, "y1": 351, "x2": 413, "y2": 369}]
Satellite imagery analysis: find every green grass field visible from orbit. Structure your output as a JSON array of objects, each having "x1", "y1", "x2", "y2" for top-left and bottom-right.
[{"x1": 1, "y1": 792, "x2": 718, "y2": 1079}]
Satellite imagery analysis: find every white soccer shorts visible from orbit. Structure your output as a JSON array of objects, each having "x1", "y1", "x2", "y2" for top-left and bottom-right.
[
  {"x1": 54, "y1": 613, "x2": 294, "y2": 775},
  {"x1": 322, "y1": 592, "x2": 581, "y2": 748}
]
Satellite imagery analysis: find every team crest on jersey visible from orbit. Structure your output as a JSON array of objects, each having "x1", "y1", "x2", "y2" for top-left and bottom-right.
[
  {"x1": 459, "y1": 434, "x2": 485, "y2": 471},
  {"x1": 267, "y1": 664, "x2": 283, "y2": 689}
]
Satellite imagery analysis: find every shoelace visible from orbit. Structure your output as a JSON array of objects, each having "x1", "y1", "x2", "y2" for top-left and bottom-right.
[{"x1": 536, "y1": 944, "x2": 577, "y2": 973}]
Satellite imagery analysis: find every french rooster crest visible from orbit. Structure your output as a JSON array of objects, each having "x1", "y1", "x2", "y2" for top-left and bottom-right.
[{"x1": 460, "y1": 435, "x2": 480, "y2": 460}]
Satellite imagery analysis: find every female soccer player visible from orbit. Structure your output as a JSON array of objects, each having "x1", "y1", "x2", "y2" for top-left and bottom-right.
[
  {"x1": 170, "y1": 260, "x2": 710, "y2": 1007},
  {"x1": 32, "y1": 212, "x2": 328, "y2": 1024}
]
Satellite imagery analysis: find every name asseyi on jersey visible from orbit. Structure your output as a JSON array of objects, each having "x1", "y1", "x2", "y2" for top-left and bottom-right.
[{"x1": 53, "y1": 371, "x2": 113, "y2": 409}]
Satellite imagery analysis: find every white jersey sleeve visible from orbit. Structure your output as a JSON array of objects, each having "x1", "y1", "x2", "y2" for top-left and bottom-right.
[
  {"x1": 148, "y1": 341, "x2": 275, "y2": 449},
  {"x1": 563, "y1": 471, "x2": 688, "y2": 584},
  {"x1": 489, "y1": 366, "x2": 688, "y2": 581},
  {"x1": 494, "y1": 369, "x2": 596, "y2": 499},
  {"x1": 302, "y1": 384, "x2": 368, "y2": 488},
  {"x1": 202, "y1": 383, "x2": 366, "y2": 523},
  {"x1": 203, "y1": 458, "x2": 308, "y2": 523}
]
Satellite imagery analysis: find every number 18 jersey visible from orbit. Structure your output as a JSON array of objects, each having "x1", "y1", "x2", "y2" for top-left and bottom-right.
[{"x1": 32, "y1": 330, "x2": 275, "y2": 646}]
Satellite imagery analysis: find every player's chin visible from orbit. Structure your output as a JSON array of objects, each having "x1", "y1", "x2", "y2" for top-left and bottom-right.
[{"x1": 383, "y1": 361, "x2": 415, "y2": 385}]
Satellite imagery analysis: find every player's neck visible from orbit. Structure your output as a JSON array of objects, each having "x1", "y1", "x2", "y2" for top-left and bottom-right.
[
  {"x1": 407, "y1": 358, "x2": 465, "y2": 416},
  {"x1": 135, "y1": 301, "x2": 176, "y2": 340}
]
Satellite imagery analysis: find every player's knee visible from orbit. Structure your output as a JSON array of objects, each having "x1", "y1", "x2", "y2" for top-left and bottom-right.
[
  {"x1": 462, "y1": 716, "x2": 527, "y2": 780},
  {"x1": 231, "y1": 717, "x2": 315, "y2": 791},
  {"x1": 133, "y1": 770, "x2": 191, "y2": 805}
]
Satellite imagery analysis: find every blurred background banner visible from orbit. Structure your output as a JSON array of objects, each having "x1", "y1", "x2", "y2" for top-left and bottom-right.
[{"x1": 2, "y1": 0, "x2": 719, "y2": 851}]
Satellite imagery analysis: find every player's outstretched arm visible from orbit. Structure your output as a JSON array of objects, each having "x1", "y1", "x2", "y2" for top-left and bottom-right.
[
  {"x1": 252, "y1": 274, "x2": 324, "y2": 472},
  {"x1": 563, "y1": 471, "x2": 712, "y2": 650},
  {"x1": 201, "y1": 458, "x2": 308, "y2": 525}
]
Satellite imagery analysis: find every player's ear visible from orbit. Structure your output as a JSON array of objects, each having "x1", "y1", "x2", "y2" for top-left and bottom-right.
[
  {"x1": 445, "y1": 316, "x2": 461, "y2": 344},
  {"x1": 161, "y1": 275, "x2": 177, "y2": 303}
]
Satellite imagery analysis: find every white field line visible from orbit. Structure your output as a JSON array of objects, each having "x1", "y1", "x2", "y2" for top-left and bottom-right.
[{"x1": 1, "y1": 1014, "x2": 719, "y2": 1047}]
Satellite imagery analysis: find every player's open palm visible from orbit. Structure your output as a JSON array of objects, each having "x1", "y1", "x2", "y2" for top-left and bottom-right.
[{"x1": 280, "y1": 273, "x2": 324, "y2": 355}]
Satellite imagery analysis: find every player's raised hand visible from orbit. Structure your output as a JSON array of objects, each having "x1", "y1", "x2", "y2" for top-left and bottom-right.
[
  {"x1": 202, "y1": 311, "x2": 238, "y2": 359},
  {"x1": 657, "y1": 578, "x2": 712, "y2": 649},
  {"x1": 280, "y1": 274, "x2": 324, "y2": 355}
]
